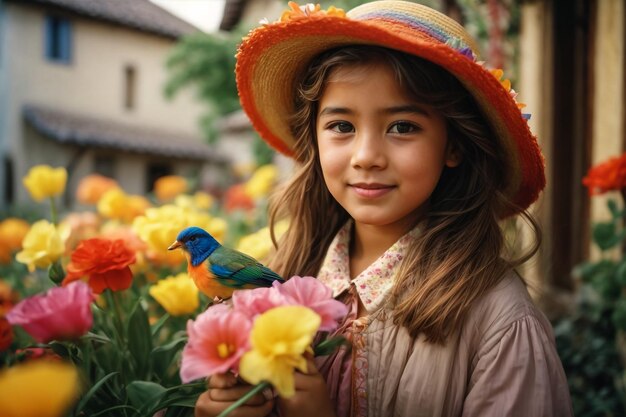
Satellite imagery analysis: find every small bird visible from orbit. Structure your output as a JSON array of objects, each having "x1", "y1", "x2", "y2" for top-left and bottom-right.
[{"x1": 168, "y1": 226, "x2": 284, "y2": 301}]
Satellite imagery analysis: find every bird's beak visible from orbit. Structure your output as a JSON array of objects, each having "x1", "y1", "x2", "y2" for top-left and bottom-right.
[{"x1": 168, "y1": 240, "x2": 182, "y2": 251}]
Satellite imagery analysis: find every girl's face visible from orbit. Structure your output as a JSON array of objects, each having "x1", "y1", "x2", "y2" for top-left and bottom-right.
[{"x1": 316, "y1": 62, "x2": 460, "y2": 232}]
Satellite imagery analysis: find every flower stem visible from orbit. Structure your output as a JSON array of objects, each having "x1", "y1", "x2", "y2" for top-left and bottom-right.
[
  {"x1": 49, "y1": 196, "x2": 58, "y2": 225},
  {"x1": 216, "y1": 381, "x2": 270, "y2": 417}
]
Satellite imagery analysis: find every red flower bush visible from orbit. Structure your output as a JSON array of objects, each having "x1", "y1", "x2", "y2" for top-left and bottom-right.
[
  {"x1": 0, "y1": 316, "x2": 13, "y2": 352},
  {"x1": 582, "y1": 153, "x2": 626, "y2": 195},
  {"x1": 63, "y1": 238, "x2": 136, "y2": 293}
]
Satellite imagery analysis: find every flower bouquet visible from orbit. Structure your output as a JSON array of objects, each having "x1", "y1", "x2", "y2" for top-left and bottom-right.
[{"x1": 180, "y1": 276, "x2": 349, "y2": 416}]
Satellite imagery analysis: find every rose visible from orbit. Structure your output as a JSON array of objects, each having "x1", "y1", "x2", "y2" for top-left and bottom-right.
[{"x1": 63, "y1": 238, "x2": 136, "y2": 293}]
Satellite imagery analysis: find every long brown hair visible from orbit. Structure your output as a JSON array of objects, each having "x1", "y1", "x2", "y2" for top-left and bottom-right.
[{"x1": 267, "y1": 45, "x2": 541, "y2": 344}]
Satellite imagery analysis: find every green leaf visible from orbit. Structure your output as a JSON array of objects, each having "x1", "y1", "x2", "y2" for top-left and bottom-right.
[
  {"x1": 612, "y1": 299, "x2": 626, "y2": 331},
  {"x1": 74, "y1": 371, "x2": 119, "y2": 414},
  {"x1": 150, "y1": 338, "x2": 187, "y2": 379},
  {"x1": 616, "y1": 261, "x2": 626, "y2": 286},
  {"x1": 127, "y1": 380, "x2": 167, "y2": 411},
  {"x1": 607, "y1": 198, "x2": 620, "y2": 217},
  {"x1": 593, "y1": 222, "x2": 619, "y2": 250},
  {"x1": 47, "y1": 261, "x2": 65, "y2": 284},
  {"x1": 150, "y1": 313, "x2": 170, "y2": 337},
  {"x1": 126, "y1": 300, "x2": 153, "y2": 379}
]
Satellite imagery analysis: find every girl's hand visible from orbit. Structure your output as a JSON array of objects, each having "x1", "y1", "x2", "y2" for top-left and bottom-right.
[
  {"x1": 194, "y1": 372, "x2": 275, "y2": 417},
  {"x1": 277, "y1": 355, "x2": 337, "y2": 417}
]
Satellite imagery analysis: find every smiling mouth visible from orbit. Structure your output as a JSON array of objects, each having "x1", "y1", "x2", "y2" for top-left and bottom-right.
[{"x1": 350, "y1": 183, "x2": 395, "y2": 198}]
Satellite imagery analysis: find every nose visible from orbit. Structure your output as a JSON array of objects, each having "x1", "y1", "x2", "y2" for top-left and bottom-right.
[{"x1": 350, "y1": 131, "x2": 386, "y2": 170}]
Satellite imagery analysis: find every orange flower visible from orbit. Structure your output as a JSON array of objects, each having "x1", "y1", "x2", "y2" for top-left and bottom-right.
[
  {"x1": 76, "y1": 174, "x2": 119, "y2": 205},
  {"x1": 154, "y1": 175, "x2": 188, "y2": 202},
  {"x1": 223, "y1": 184, "x2": 255, "y2": 213},
  {"x1": 0, "y1": 317, "x2": 12, "y2": 352},
  {"x1": 63, "y1": 238, "x2": 136, "y2": 293},
  {"x1": 582, "y1": 153, "x2": 626, "y2": 196},
  {"x1": 0, "y1": 281, "x2": 19, "y2": 316},
  {"x1": 279, "y1": 2, "x2": 345, "y2": 22},
  {"x1": 0, "y1": 218, "x2": 30, "y2": 252}
]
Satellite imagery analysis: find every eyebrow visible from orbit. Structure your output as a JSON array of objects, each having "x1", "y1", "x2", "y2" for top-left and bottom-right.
[{"x1": 318, "y1": 104, "x2": 430, "y2": 117}]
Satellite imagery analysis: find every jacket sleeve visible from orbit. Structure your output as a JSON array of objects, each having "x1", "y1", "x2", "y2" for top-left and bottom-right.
[{"x1": 462, "y1": 314, "x2": 573, "y2": 417}]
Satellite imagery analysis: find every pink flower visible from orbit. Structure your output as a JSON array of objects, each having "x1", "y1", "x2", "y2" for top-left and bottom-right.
[
  {"x1": 6, "y1": 281, "x2": 95, "y2": 343},
  {"x1": 231, "y1": 286, "x2": 290, "y2": 320},
  {"x1": 275, "y1": 276, "x2": 348, "y2": 331},
  {"x1": 180, "y1": 304, "x2": 252, "y2": 383}
]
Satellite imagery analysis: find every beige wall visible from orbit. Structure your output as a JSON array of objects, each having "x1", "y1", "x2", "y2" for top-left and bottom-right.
[
  {"x1": 1, "y1": 3, "x2": 210, "y2": 203},
  {"x1": 590, "y1": 0, "x2": 625, "y2": 228}
]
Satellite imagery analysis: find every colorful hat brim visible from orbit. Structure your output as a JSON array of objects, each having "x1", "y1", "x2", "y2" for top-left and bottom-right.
[{"x1": 236, "y1": 7, "x2": 545, "y2": 217}]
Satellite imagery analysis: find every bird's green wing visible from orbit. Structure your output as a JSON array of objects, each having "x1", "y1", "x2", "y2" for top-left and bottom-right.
[{"x1": 207, "y1": 246, "x2": 284, "y2": 288}]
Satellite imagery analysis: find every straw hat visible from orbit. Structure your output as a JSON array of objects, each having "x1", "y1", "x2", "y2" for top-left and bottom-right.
[{"x1": 236, "y1": 0, "x2": 545, "y2": 217}]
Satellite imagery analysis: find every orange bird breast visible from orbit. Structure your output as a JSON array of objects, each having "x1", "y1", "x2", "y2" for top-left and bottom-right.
[{"x1": 187, "y1": 259, "x2": 236, "y2": 299}]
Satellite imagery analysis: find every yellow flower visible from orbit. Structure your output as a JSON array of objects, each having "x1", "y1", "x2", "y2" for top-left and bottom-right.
[
  {"x1": 174, "y1": 191, "x2": 215, "y2": 210},
  {"x1": 149, "y1": 273, "x2": 199, "y2": 316},
  {"x1": 98, "y1": 188, "x2": 151, "y2": 223},
  {"x1": 132, "y1": 205, "x2": 227, "y2": 266},
  {"x1": 239, "y1": 306, "x2": 321, "y2": 398},
  {"x1": 236, "y1": 220, "x2": 289, "y2": 261},
  {"x1": 244, "y1": 165, "x2": 278, "y2": 199},
  {"x1": 15, "y1": 220, "x2": 65, "y2": 271},
  {"x1": 154, "y1": 175, "x2": 188, "y2": 202},
  {"x1": 22, "y1": 165, "x2": 67, "y2": 202},
  {"x1": 0, "y1": 360, "x2": 80, "y2": 417}
]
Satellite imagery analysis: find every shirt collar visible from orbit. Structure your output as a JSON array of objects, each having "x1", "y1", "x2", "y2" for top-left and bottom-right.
[{"x1": 317, "y1": 221, "x2": 420, "y2": 314}]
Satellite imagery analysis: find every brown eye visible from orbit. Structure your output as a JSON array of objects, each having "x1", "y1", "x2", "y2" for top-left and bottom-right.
[{"x1": 389, "y1": 122, "x2": 418, "y2": 134}]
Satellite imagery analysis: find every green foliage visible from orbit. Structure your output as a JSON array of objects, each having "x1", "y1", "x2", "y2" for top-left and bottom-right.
[
  {"x1": 554, "y1": 197, "x2": 626, "y2": 416},
  {"x1": 164, "y1": 29, "x2": 244, "y2": 144}
]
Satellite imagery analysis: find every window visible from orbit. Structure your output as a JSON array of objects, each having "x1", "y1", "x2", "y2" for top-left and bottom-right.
[
  {"x1": 45, "y1": 15, "x2": 72, "y2": 63},
  {"x1": 94, "y1": 155, "x2": 115, "y2": 179},
  {"x1": 124, "y1": 65, "x2": 136, "y2": 110},
  {"x1": 3, "y1": 156, "x2": 13, "y2": 204},
  {"x1": 147, "y1": 163, "x2": 172, "y2": 193}
]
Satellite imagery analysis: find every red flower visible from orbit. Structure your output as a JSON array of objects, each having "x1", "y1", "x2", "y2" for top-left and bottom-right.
[
  {"x1": 0, "y1": 316, "x2": 13, "y2": 352},
  {"x1": 63, "y1": 238, "x2": 136, "y2": 293},
  {"x1": 582, "y1": 153, "x2": 626, "y2": 195}
]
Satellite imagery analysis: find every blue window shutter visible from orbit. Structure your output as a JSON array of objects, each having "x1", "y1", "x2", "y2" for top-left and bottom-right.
[
  {"x1": 44, "y1": 15, "x2": 72, "y2": 63},
  {"x1": 59, "y1": 19, "x2": 72, "y2": 62}
]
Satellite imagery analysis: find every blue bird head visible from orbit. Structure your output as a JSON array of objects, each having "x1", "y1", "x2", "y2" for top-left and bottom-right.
[{"x1": 168, "y1": 226, "x2": 220, "y2": 266}]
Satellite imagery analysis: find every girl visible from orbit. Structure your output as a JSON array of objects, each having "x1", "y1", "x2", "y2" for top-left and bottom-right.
[{"x1": 196, "y1": 1, "x2": 573, "y2": 416}]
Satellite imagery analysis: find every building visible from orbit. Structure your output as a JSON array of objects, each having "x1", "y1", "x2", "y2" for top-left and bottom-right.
[{"x1": 0, "y1": 0, "x2": 230, "y2": 209}]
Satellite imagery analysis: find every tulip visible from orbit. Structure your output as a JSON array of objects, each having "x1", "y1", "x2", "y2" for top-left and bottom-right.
[
  {"x1": 22, "y1": 165, "x2": 67, "y2": 202},
  {"x1": 154, "y1": 175, "x2": 188, "y2": 202},
  {"x1": 6, "y1": 281, "x2": 94, "y2": 343},
  {"x1": 0, "y1": 360, "x2": 80, "y2": 417},
  {"x1": 15, "y1": 220, "x2": 65, "y2": 271},
  {"x1": 76, "y1": 174, "x2": 119, "y2": 205},
  {"x1": 149, "y1": 273, "x2": 199, "y2": 316}
]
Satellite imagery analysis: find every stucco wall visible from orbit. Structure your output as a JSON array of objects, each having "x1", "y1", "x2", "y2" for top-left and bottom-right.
[{"x1": 1, "y1": 2, "x2": 211, "y2": 204}]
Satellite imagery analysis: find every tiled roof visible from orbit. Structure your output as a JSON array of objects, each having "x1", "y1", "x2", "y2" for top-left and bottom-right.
[
  {"x1": 219, "y1": 0, "x2": 247, "y2": 31},
  {"x1": 24, "y1": 105, "x2": 229, "y2": 163},
  {"x1": 12, "y1": 0, "x2": 201, "y2": 39}
]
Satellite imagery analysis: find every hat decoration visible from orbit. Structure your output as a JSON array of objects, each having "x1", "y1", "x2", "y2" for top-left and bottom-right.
[{"x1": 236, "y1": 1, "x2": 545, "y2": 217}]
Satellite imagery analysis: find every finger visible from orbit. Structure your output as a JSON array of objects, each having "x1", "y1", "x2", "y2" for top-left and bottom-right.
[
  {"x1": 207, "y1": 372, "x2": 237, "y2": 389},
  {"x1": 227, "y1": 399, "x2": 275, "y2": 417},
  {"x1": 209, "y1": 386, "x2": 268, "y2": 406}
]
